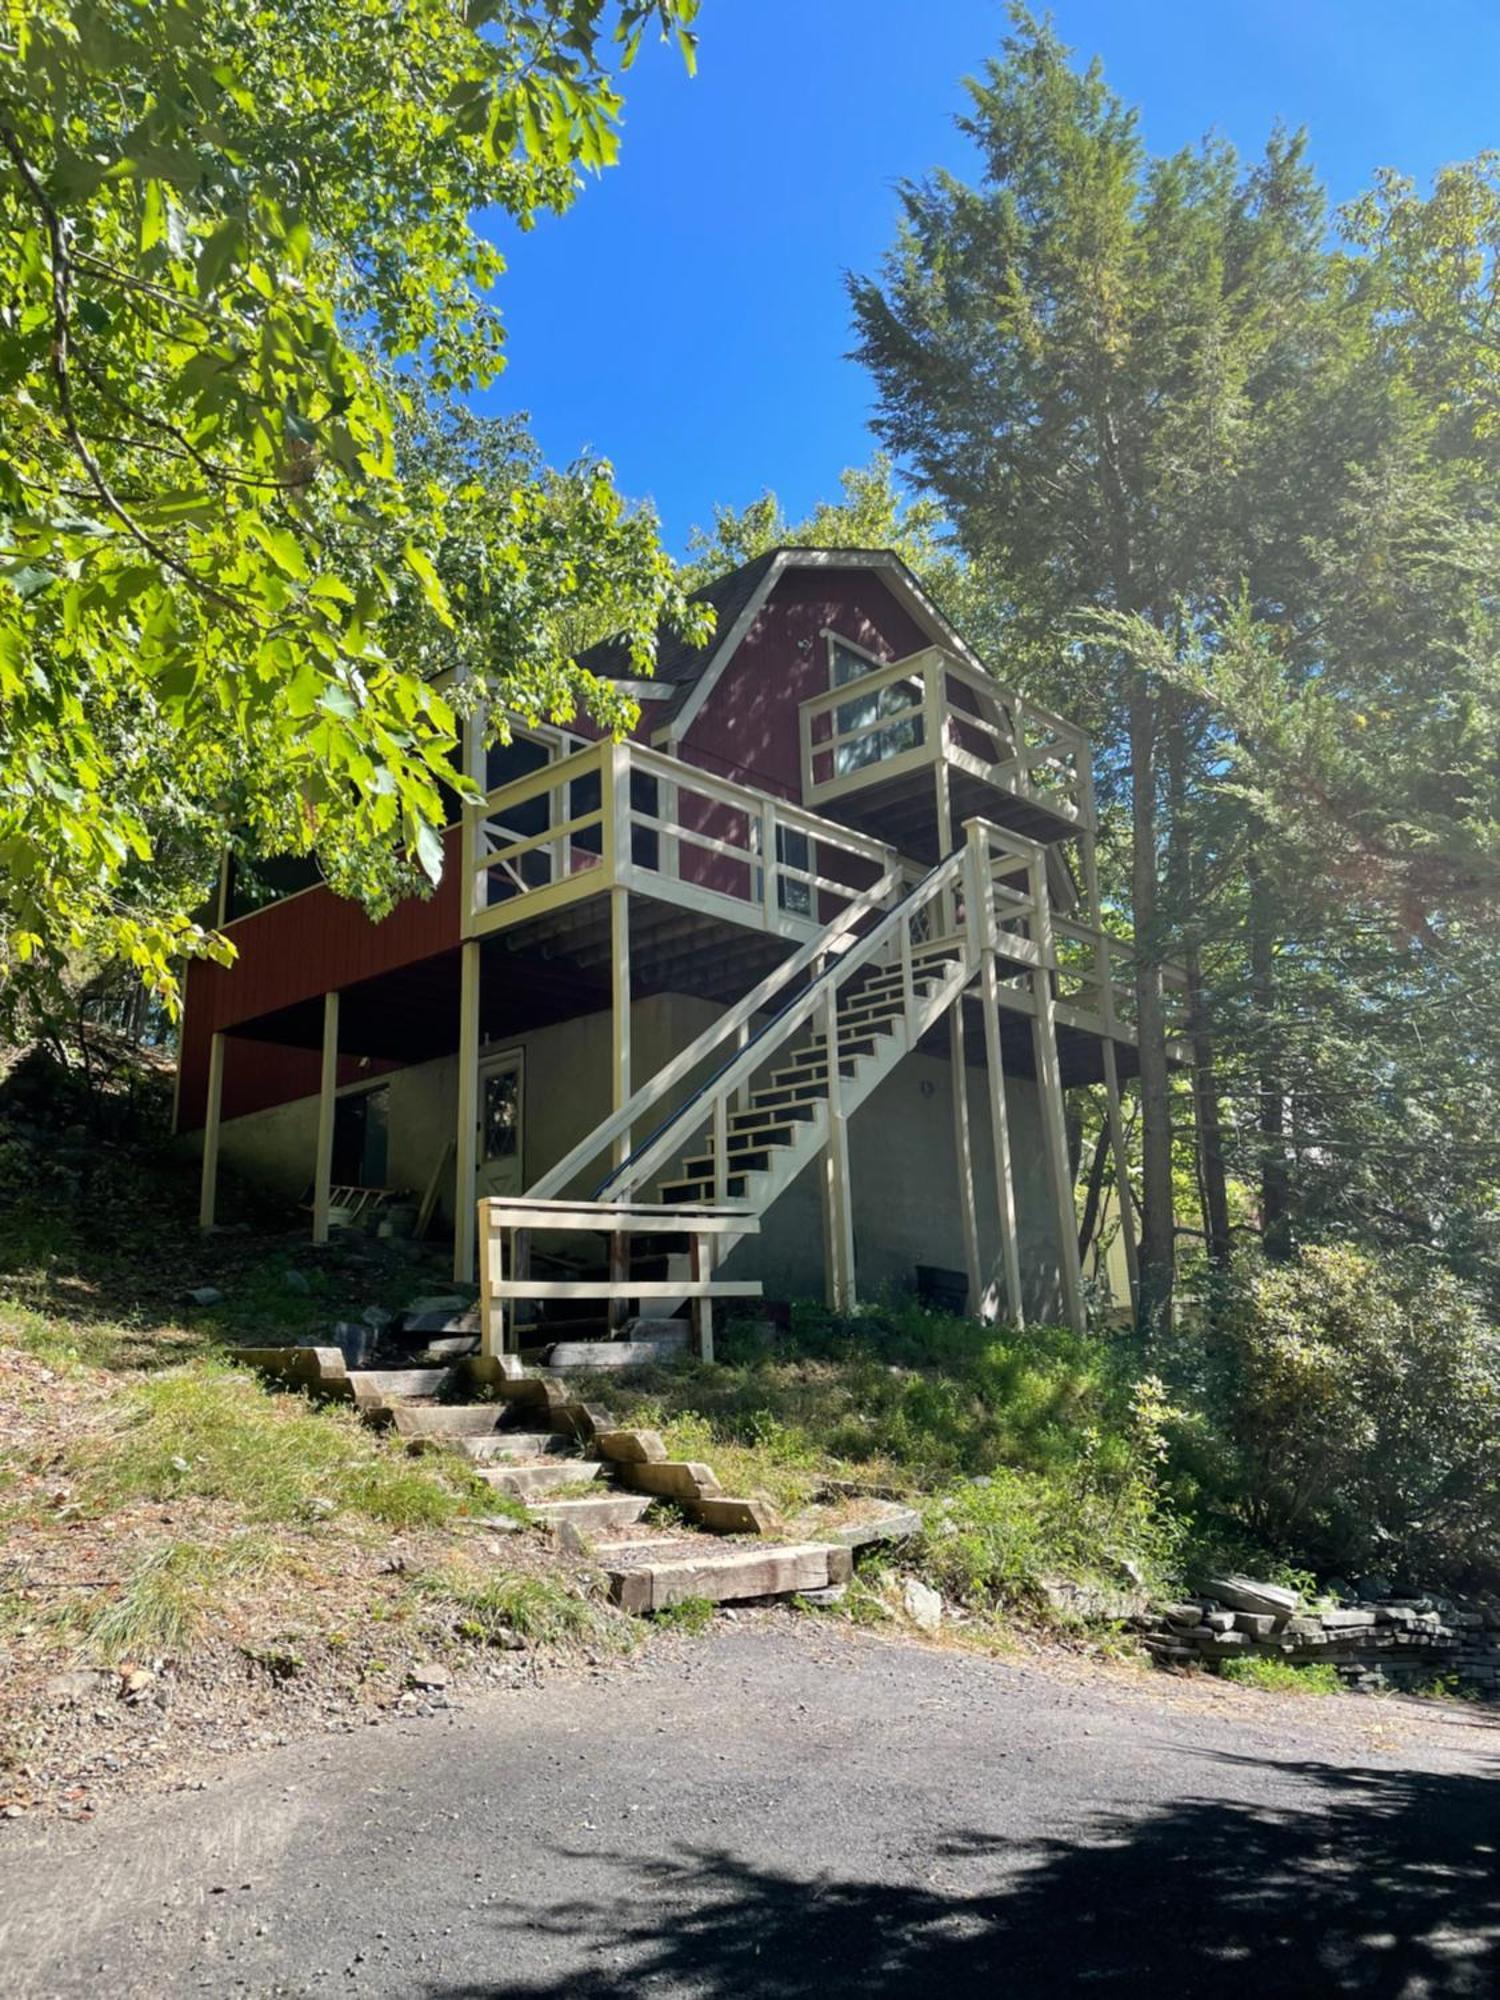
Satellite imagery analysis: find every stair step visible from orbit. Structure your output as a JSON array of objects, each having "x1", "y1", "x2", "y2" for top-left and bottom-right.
[
  {"x1": 658, "y1": 1173, "x2": 754, "y2": 1205},
  {"x1": 604, "y1": 1540, "x2": 853, "y2": 1614},
  {"x1": 451, "y1": 1431, "x2": 577, "y2": 1463},
  {"x1": 391, "y1": 1403, "x2": 511, "y2": 1439},
  {"x1": 729, "y1": 1104, "x2": 816, "y2": 1134},
  {"x1": 679, "y1": 1146, "x2": 777, "y2": 1180},
  {"x1": 478, "y1": 1459, "x2": 613, "y2": 1499},
  {"x1": 528, "y1": 1493, "x2": 655, "y2": 1532},
  {"x1": 346, "y1": 1368, "x2": 452, "y2": 1403}
]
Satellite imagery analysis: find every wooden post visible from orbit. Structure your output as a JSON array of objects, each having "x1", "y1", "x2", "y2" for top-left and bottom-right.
[
  {"x1": 312, "y1": 990, "x2": 339, "y2": 1246},
  {"x1": 821, "y1": 983, "x2": 855, "y2": 1311},
  {"x1": 198, "y1": 1030, "x2": 225, "y2": 1232},
  {"x1": 949, "y1": 1001, "x2": 983, "y2": 1318},
  {"x1": 478, "y1": 1200, "x2": 501, "y2": 1360},
  {"x1": 690, "y1": 1228, "x2": 715, "y2": 1363},
  {"x1": 453, "y1": 940, "x2": 480, "y2": 1283},
  {"x1": 980, "y1": 950, "x2": 1025, "y2": 1326},
  {"x1": 1027, "y1": 855, "x2": 1087, "y2": 1333},
  {"x1": 608, "y1": 884, "x2": 632, "y2": 1331}
]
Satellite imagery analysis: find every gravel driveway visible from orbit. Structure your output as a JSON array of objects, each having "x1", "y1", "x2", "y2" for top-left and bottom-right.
[{"x1": 4, "y1": 1621, "x2": 1498, "y2": 1996}]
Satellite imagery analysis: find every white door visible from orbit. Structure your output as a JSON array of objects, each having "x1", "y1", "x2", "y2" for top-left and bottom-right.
[{"x1": 476, "y1": 1050, "x2": 524, "y2": 1200}]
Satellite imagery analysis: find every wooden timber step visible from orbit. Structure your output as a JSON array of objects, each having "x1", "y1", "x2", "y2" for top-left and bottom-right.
[
  {"x1": 347, "y1": 1367, "x2": 454, "y2": 1409},
  {"x1": 477, "y1": 1459, "x2": 613, "y2": 1500},
  {"x1": 391, "y1": 1402, "x2": 518, "y2": 1439},
  {"x1": 603, "y1": 1539, "x2": 854, "y2": 1613},
  {"x1": 527, "y1": 1493, "x2": 655, "y2": 1533}
]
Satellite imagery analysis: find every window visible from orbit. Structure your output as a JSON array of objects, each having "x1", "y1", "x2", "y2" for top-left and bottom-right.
[
  {"x1": 826, "y1": 637, "x2": 923, "y2": 776},
  {"x1": 482, "y1": 1065, "x2": 520, "y2": 1162},
  {"x1": 776, "y1": 824, "x2": 812, "y2": 917}
]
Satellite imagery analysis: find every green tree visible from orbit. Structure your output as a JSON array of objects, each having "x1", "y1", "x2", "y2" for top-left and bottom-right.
[
  {"x1": 0, "y1": 0, "x2": 703, "y2": 1028},
  {"x1": 849, "y1": 9, "x2": 1396, "y2": 1326}
]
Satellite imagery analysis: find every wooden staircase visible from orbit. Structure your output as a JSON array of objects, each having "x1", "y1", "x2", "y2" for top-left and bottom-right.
[{"x1": 656, "y1": 945, "x2": 965, "y2": 1210}]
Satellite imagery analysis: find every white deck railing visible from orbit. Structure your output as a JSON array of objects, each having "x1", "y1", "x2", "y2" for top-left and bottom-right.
[
  {"x1": 798, "y1": 645, "x2": 1092, "y2": 829},
  {"x1": 460, "y1": 740, "x2": 897, "y2": 942}
]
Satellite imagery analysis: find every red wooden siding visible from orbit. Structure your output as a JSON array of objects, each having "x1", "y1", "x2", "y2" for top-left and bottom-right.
[{"x1": 677, "y1": 566, "x2": 930, "y2": 803}]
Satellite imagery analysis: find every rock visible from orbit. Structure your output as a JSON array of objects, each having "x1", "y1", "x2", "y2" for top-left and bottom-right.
[
  {"x1": 1355, "y1": 1573, "x2": 1394, "y2": 1601},
  {"x1": 902, "y1": 1577, "x2": 943, "y2": 1635},
  {"x1": 46, "y1": 1670, "x2": 109, "y2": 1704},
  {"x1": 305, "y1": 1496, "x2": 336, "y2": 1521},
  {"x1": 408, "y1": 1663, "x2": 450, "y2": 1691},
  {"x1": 1320, "y1": 1608, "x2": 1377, "y2": 1632},
  {"x1": 185, "y1": 1286, "x2": 223, "y2": 1307},
  {"x1": 1232, "y1": 1612, "x2": 1278, "y2": 1639},
  {"x1": 1205, "y1": 1575, "x2": 1300, "y2": 1620},
  {"x1": 283, "y1": 1269, "x2": 312, "y2": 1295},
  {"x1": 824, "y1": 1505, "x2": 922, "y2": 1551},
  {"x1": 1204, "y1": 1610, "x2": 1237, "y2": 1634},
  {"x1": 120, "y1": 1667, "x2": 156, "y2": 1700},
  {"x1": 404, "y1": 1294, "x2": 472, "y2": 1317},
  {"x1": 362, "y1": 1305, "x2": 396, "y2": 1332},
  {"x1": 1116, "y1": 1559, "x2": 1147, "y2": 1589},
  {"x1": 797, "y1": 1584, "x2": 848, "y2": 1607}
]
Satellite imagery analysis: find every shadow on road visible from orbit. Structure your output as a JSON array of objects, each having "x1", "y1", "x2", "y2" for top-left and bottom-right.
[{"x1": 428, "y1": 1749, "x2": 1500, "y2": 1996}]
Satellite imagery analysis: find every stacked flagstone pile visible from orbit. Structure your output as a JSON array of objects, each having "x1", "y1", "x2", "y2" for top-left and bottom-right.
[{"x1": 1142, "y1": 1574, "x2": 1500, "y2": 1696}]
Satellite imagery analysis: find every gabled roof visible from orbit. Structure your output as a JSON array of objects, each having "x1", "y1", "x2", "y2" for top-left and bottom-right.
[{"x1": 577, "y1": 545, "x2": 985, "y2": 735}]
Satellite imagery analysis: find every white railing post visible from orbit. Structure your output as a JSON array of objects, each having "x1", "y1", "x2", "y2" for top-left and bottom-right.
[
  {"x1": 821, "y1": 980, "x2": 855, "y2": 1311},
  {"x1": 1026, "y1": 852, "x2": 1087, "y2": 1334},
  {"x1": 713, "y1": 1091, "x2": 729, "y2": 1204},
  {"x1": 760, "y1": 795, "x2": 778, "y2": 929}
]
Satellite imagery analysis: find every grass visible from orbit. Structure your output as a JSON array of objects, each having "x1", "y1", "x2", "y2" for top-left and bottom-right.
[
  {"x1": 63, "y1": 1362, "x2": 490, "y2": 1530},
  {"x1": 607, "y1": 1301, "x2": 1183, "y2": 1622},
  {"x1": 407, "y1": 1562, "x2": 623, "y2": 1653},
  {"x1": 1219, "y1": 1656, "x2": 1343, "y2": 1696}
]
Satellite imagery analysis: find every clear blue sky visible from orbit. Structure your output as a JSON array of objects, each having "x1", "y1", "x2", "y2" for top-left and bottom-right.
[{"x1": 477, "y1": 0, "x2": 1500, "y2": 555}]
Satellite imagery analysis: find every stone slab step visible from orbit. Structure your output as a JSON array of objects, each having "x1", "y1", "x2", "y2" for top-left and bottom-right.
[
  {"x1": 543, "y1": 1333, "x2": 689, "y2": 1371},
  {"x1": 604, "y1": 1540, "x2": 853, "y2": 1614},
  {"x1": 450, "y1": 1431, "x2": 578, "y2": 1464},
  {"x1": 477, "y1": 1459, "x2": 613, "y2": 1500},
  {"x1": 527, "y1": 1493, "x2": 655, "y2": 1532}
]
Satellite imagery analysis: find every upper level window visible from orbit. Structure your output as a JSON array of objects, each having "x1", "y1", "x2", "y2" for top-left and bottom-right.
[{"x1": 825, "y1": 635, "x2": 924, "y2": 776}]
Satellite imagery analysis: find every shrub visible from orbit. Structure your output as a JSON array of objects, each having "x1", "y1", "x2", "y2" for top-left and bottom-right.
[{"x1": 1204, "y1": 1245, "x2": 1500, "y2": 1585}]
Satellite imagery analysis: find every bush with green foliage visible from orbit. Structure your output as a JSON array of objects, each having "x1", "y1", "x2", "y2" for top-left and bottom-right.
[{"x1": 1184, "y1": 1245, "x2": 1500, "y2": 1584}]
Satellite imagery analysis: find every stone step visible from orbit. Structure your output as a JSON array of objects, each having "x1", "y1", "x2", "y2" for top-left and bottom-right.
[
  {"x1": 543, "y1": 1331, "x2": 689, "y2": 1372},
  {"x1": 604, "y1": 1540, "x2": 853, "y2": 1614},
  {"x1": 527, "y1": 1493, "x2": 656, "y2": 1533},
  {"x1": 391, "y1": 1403, "x2": 512, "y2": 1439},
  {"x1": 450, "y1": 1431, "x2": 578, "y2": 1464},
  {"x1": 477, "y1": 1459, "x2": 613, "y2": 1500}
]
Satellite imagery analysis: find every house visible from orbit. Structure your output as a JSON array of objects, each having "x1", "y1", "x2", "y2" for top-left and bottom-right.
[{"x1": 176, "y1": 547, "x2": 1181, "y2": 1350}]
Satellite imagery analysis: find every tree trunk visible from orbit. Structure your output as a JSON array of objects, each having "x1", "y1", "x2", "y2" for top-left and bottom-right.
[
  {"x1": 1248, "y1": 844, "x2": 1292, "y2": 1259},
  {"x1": 1129, "y1": 682, "x2": 1175, "y2": 1332},
  {"x1": 1163, "y1": 709, "x2": 1232, "y2": 1270},
  {"x1": 1186, "y1": 945, "x2": 1233, "y2": 1267},
  {"x1": 1076, "y1": 1117, "x2": 1112, "y2": 1265}
]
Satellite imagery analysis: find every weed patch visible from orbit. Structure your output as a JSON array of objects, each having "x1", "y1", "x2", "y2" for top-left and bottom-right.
[{"x1": 1219, "y1": 1656, "x2": 1342, "y2": 1696}]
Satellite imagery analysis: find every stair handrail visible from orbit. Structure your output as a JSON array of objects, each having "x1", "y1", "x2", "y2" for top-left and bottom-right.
[
  {"x1": 525, "y1": 857, "x2": 906, "y2": 1201},
  {"x1": 594, "y1": 844, "x2": 974, "y2": 1203}
]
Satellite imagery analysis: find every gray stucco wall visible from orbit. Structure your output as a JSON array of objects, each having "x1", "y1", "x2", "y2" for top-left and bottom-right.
[{"x1": 191, "y1": 991, "x2": 1065, "y2": 1320}]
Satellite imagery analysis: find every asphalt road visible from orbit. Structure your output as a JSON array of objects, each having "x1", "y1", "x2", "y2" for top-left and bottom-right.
[{"x1": 4, "y1": 1622, "x2": 1499, "y2": 1998}]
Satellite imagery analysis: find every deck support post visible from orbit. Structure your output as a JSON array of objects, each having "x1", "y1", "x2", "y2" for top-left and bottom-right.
[
  {"x1": 454, "y1": 940, "x2": 480, "y2": 1284},
  {"x1": 312, "y1": 990, "x2": 340, "y2": 1246},
  {"x1": 197, "y1": 1030, "x2": 225, "y2": 1233},
  {"x1": 609, "y1": 886, "x2": 632, "y2": 1332},
  {"x1": 690, "y1": 1228, "x2": 715, "y2": 1363},
  {"x1": 820, "y1": 984, "x2": 856, "y2": 1312},
  {"x1": 980, "y1": 951, "x2": 1025, "y2": 1325},
  {"x1": 949, "y1": 1001, "x2": 983, "y2": 1318},
  {"x1": 1027, "y1": 855, "x2": 1087, "y2": 1333}
]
